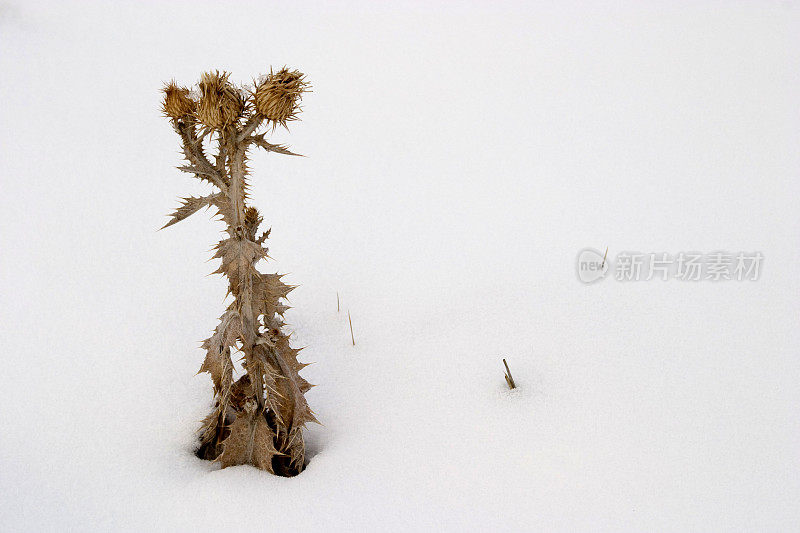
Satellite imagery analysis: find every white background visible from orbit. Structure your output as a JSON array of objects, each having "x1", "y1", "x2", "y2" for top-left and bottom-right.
[{"x1": 1, "y1": 1, "x2": 799, "y2": 530}]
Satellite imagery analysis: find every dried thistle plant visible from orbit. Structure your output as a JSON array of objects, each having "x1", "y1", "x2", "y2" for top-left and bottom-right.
[{"x1": 160, "y1": 69, "x2": 314, "y2": 477}]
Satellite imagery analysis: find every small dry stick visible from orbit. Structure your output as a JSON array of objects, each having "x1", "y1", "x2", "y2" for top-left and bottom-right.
[
  {"x1": 503, "y1": 358, "x2": 516, "y2": 389},
  {"x1": 337, "y1": 292, "x2": 340, "y2": 313},
  {"x1": 601, "y1": 246, "x2": 608, "y2": 269},
  {"x1": 348, "y1": 310, "x2": 355, "y2": 346}
]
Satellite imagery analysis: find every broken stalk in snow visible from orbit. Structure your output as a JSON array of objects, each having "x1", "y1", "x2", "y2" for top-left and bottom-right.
[{"x1": 503, "y1": 358, "x2": 517, "y2": 389}]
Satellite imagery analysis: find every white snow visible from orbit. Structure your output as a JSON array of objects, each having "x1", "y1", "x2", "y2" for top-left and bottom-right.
[{"x1": 1, "y1": 1, "x2": 799, "y2": 531}]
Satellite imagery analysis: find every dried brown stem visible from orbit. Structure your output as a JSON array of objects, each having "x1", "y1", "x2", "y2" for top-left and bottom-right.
[
  {"x1": 503, "y1": 358, "x2": 516, "y2": 389},
  {"x1": 348, "y1": 310, "x2": 355, "y2": 346}
]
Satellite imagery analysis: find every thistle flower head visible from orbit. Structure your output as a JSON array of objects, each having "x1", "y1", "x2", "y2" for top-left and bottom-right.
[
  {"x1": 244, "y1": 206, "x2": 263, "y2": 239},
  {"x1": 244, "y1": 206, "x2": 262, "y2": 228},
  {"x1": 196, "y1": 71, "x2": 243, "y2": 130},
  {"x1": 254, "y1": 67, "x2": 307, "y2": 128},
  {"x1": 161, "y1": 81, "x2": 196, "y2": 119}
]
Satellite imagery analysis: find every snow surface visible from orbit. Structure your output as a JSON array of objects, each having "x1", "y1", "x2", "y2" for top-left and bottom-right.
[{"x1": 1, "y1": 1, "x2": 800, "y2": 531}]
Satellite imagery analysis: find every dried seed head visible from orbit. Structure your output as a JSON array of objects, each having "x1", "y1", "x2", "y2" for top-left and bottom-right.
[
  {"x1": 244, "y1": 206, "x2": 261, "y2": 227},
  {"x1": 255, "y1": 67, "x2": 307, "y2": 127},
  {"x1": 244, "y1": 206, "x2": 262, "y2": 239},
  {"x1": 161, "y1": 81, "x2": 196, "y2": 119},
  {"x1": 196, "y1": 71, "x2": 243, "y2": 130}
]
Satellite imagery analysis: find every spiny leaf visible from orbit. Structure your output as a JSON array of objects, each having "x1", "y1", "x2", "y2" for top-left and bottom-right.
[
  {"x1": 212, "y1": 238, "x2": 266, "y2": 296},
  {"x1": 218, "y1": 410, "x2": 278, "y2": 472},
  {"x1": 275, "y1": 427, "x2": 306, "y2": 473},
  {"x1": 248, "y1": 134, "x2": 303, "y2": 156},
  {"x1": 261, "y1": 336, "x2": 318, "y2": 433},
  {"x1": 177, "y1": 165, "x2": 218, "y2": 177},
  {"x1": 256, "y1": 227, "x2": 271, "y2": 244},
  {"x1": 161, "y1": 193, "x2": 222, "y2": 229},
  {"x1": 198, "y1": 309, "x2": 240, "y2": 391}
]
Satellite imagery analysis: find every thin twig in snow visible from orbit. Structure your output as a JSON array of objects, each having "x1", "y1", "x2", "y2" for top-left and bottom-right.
[
  {"x1": 503, "y1": 358, "x2": 516, "y2": 389},
  {"x1": 348, "y1": 310, "x2": 355, "y2": 346}
]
